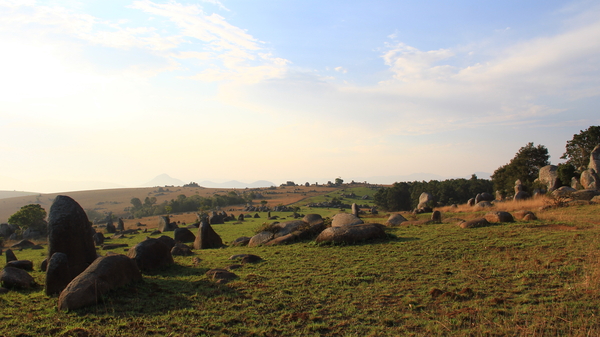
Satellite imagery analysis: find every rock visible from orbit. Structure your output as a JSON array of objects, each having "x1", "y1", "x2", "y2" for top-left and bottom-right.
[
  {"x1": 580, "y1": 169, "x2": 600, "y2": 190},
  {"x1": 127, "y1": 238, "x2": 174, "y2": 272},
  {"x1": 538, "y1": 165, "x2": 561, "y2": 191},
  {"x1": 117, "y1": 218, "x2": 125, "y2": 232},
  {"x1": 241, "y1": 254, "x2": 263, "y2": 264},
  {"x1": 0, "y1": 223, "x2": 15, "y2": 241},
  {"x1": 475, "y1": 201, "x2": 493, "y2": 208},
  {"x1": 5, "y1": 249, "x2": 17, "y2": 263},
  {"x1": 208, "y1": 213, "x2": 224, "y2": 225},
  {"x1": 6, "y1": 260, "x2": 33, "y2": 271},
  {"x1": 589, "y1": 144, "x2": 600, "y2": 173},
  {"x1": 237, "y1": 214, "x2": 245, "y2": 222},
  {"x1": 193, "y1": 221, "x2": 223, "y2": 249},
  {"x1": 45, "y1": 252, "x2": 71, "y2": 295},
  {"x1": 592, "y1": 195, "x2": 600, "y2": 203},
  {"x1": 495, "y1": 191, "x2": 504, "y2": 201},
  {"x1": 171, "y1": 243, "x2": 193, "y2": 256},
  {"x1": 253, "y1": 213, "x2": 260, "y2": 218},
  {"x1": 57, "y1": 254, "x2": 142, "y2": 311},
  {"x1": 431, "y1": 211, "x2": 442, "y2": 223},
  {"x1": 303, "y1": 214, "x2": 324, "y2": 226},
  {"x1": 351, "y1": 203, "x2": 359, "y2": 217},
  {"x1": 571, "y1": 177, "x2": 583, "y2": 190},
  {"x1": 459, "y1": 218, "x2": 490, "y2": 229},
  {"x1": 484, "y1": 211, "x2": 514, "y2": 223},
  {"x1": 514, "y1": 179, "x2": 524, "y2": 193},
  {"x1": 513, "y1": 210, "x2": 537, "y2": 221},
  {"x1": 331, "y1": 213, "x2": 364, "y2": 227},
  {"x1": 93, "y1": 232, "x2": 105, "y2": 246},
  {"x1": 149, "y1": 230, "x2": 161, "y2": 236},
  {"x1": 552, "y1": 186, "x2": 577, "y2": 198},
  {"x1": 47, "y1": 196, "x2": 97, "y2": 288},
  {"x1": 10, "y1": 240, "x2": 35, "y2": 249},
  {"x1": 248, "y1": 231, "x2": 274, "y2": 247},
  {"x1": 40, "y1": 259, "x2": 47, "y2": 272},
  {"x1": 157, "y1": 216, "x2": 176, "y2": 232},
  {"x1": 385, "y1": 214, "x2": 407, "y2": 226},
  {"x1": 191, "y1": 257, "x2": 202, "y2": 266},
  {"x1": 22, "y1": 229, "x2": 43, "y2": 240},
  {"x1": 417, "y1": 192, "x2": 434, "y2": 209},
  {"x1": 514, "y1": 191, "x2": 530, "y2": 201},
  {"x1": 264, "y1": 232, "x2": 300, "y2": 246},
  {"x1": 570, "y1": 189, "x2": 600, "y2": 201},
  {"x1": 315, "y1": 223, "x2": 386, "y2": 244},
  {"x1": 205, "y1": 269, "x2": 237, "y2": 283},
  {"x1": 174, "y1": 228, "x2": 196, "y2": 243},
  {"x1": 0, "y1": 287, "x2": 8, "y2": 294},
  {"x1": 157, "y1": 236, "x2": 176, "y2": 249},
  {"x1": 226, "y1": 264, "x2": 243, "y2": 270},
  {"x1": 105, "y1": 222, "x2": 116, "y2": 234},
  {"x1": 231, "y1": 237, "x2": 251, "y2": 247},
  {"x1": 467, "y1": 198, "x2": 475, "y2": 207},
  {"x1": 0, "y1": 266, "x2": 36, "y2": 289},
  {"x1": 102, "y1": 244, "x2": 128, "y2": 250},
  {"x1": 475, "y1": 192, "x2": 494, "y2": 204},
  {"x1": 111, "y1": 234, "x2": 126, "y2": 240}
]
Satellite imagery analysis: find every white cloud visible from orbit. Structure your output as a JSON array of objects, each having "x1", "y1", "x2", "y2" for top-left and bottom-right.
[{"x1": 334, "y1": 66, "x2": 347, "y2": 74}]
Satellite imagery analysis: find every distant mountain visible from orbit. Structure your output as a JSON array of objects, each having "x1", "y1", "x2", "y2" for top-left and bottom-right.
[
  {"x1": 143, "y1": 174, "x2": 186, "y2": 187},
  {"x1": 199, "y1": 180, "x2": 276, "y2": 188},
  {"x1": 0, "y1": 190, "x2": 39, "y2": 200}
]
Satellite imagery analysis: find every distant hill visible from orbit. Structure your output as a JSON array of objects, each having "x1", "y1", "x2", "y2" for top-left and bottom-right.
[
  {"x1": 143, "y1": 174, "x2": 186, "y2": 187},
  {"x1": 0, "y1": 190, "x2": 39, "y2": 200}
]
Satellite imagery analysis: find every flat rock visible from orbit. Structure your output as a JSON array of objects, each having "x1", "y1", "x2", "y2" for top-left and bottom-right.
[
  {"x1": 315, "y1": 223, "x2": 386, "y2": 244},
  {"x1": 459, "y1": 218, "x2": 490, "y2": 229},
  {"x1": 331, "y1": 213, "x2": 364, "y2": 227}
]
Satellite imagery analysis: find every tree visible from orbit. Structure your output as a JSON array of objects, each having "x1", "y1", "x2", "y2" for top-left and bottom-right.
[
  {"x1": 8, "y1": 204, "x2": 47, "y2": 233},
  {"x1": 335, "y1": 177, "x2": 344, "y2": 186},
  {"x1": 130, "y1": 197, "x2": 142, "y2": 210},
  {"x1": 561, "y1": 126, "x2": 600, "y2": 170},
  {"x1": 491, "y1": 142, "x2": 550, "y2": 195}
]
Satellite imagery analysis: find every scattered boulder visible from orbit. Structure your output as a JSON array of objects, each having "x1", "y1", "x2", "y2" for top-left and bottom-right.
[
  {"x1": 47, "y1": 196, "x2": 97, "y2": 285},
  {"x1": 0, "y1": 266, "x2": 36, "y2": 289},
  {"x1": 248, "y1": 231, "x2": 274, "y2": 247},
  {"x1": 157, "y1": 236, "x2": 176, "y2": 249},
  {"x1": 264, "y1": 233, "x2": 300, "y2": 246},
  {"x1": 157, "y1": 216, "x2": 176, "y2": 232},
  {"x1": 475, "y1": 193, "x2": 494, "y2": 204},
  {"x1": 589, "y1": 144, "x2": 600, "y2": 174},
  {"x1": 538, "y1": 165, "x2": 561, "y2": 191},
  {"x1": 10, "y1": 240, "x2": 35, "y2": 249},
  {"x1": 193, "y1": 221, "x2": 223, "y2": 249},
  {"x1": 385, "y1": 214, "x2": 407, "y2": 226},
  {"x1": 475, "y1": 201, "x2": 493, "y2": 208},
  {"x1": 205, "y1": 269, "x2": 237, "y2": 283},
  {"x1": 315, "y1": 223, "x2": 386, "y2": 244},
  {"x1": 117, "y1": 218, "x2": 125, "y2": 232},
  {"x1": 92, "y1": 232, "x2": 105, "y2": 246},
  {"x1": 331, "y1": 213, "x2": 363, "y2": 227},
  {"x1": 174, "y1": 228, "x2": 196, "y2": 243},
  {"x1": 495, "y1": 191, "x2": 504, "y2": 201},
  {"x1": 57, "y1": 254, "x2": 142, "y2": 311},
  {"x1": 237, "y1": 214, "x2": 245, "y2": 222},
  {"x1": 208, "y1": 212, "x2": 224, "y2": 225},
  {"x1": 231, "y1": 237, "x2": 251, "y2": 247},
  {"x1": 571, "y1": 177, "x2": 584, "y2": 190},
  {"x1": 351, "y1": 203, "x2": 359, "y2": 217},
  {"x1": 105, "y1": 222, "x2": 116, "y2": 234},
  {"x1": 171, "y1": 243, "x2": 193, "y2": 256},
  {"x1": 241, "y1": 254, "x2": 263, "y2": 264},
  {"x1": 253, "y1": 213, "x2": 260, "y2": 218},
  {"x1": 580, "y1": 169, "x2": 599, "y2": 190},
  {"x1": 513, "y1": 210, "x2": 537, "y2": 221},
  {"x1": 484, "y1": 211, "x2": 514, "y2": 223},
  {"x1": 514, "y1": 191, "x2": 530, "y2": 201},
  {"x1": 5, "y1": 249, "x2": 17, "y2": 263},
  {"x1": 6, "y1": 260, "x2": 33, "y2": 271},
  {"x1": 570, "y1": 189, "x2": 600, "y2": 201},
  {"x1": 417, "y1": 192, "x2": 434, "y2": 209},
  {"x1": 0, "y1": 223, "x2": 16, "y2": 241},
  {"x1": 459, "y1": 218, "x2": 490, "y2": 229},
  {"x1": 431, "y1": 211, "x2": 442, "y2": 224},
  {"x1": 552, "y1": 186, "x2": 577, "y2": 198},
  {"x1": 592, "y1": 195, "x2": 600, "y2": 203},
  {"x1": 45, "y1": 252, "x2": 71, "y2": 295},
  {"x1": 127, "y1": 238, "x2": 174, "y2": 272},
  {"x1": 40, "y1": 259, "x2": 47, "y2": 272},
  {"x1": 467, "y1": 198, "x2": 475, "y2": 207}
]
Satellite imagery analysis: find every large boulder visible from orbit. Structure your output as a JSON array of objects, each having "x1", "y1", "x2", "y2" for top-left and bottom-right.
[
  {"x1": 157, "y1": 216, "x2": 176, "y2": 232},
  {"x1": 331, "y1": 213, "x2": 363, "y2": 227},
  {"x1": 431, "y1": 211, "x2": 442, "y2": 224},
  {"x1": 45, "y1": 252, "x2": 71, "y2": 295},
  {"x1": 5, "y1": 249, "x2": 17, "y2": 263},
  {"x1": 157, "y1": 235, "x2": 176, "y2": 249},
  {"x1": 47, "y1": 196, "x2": 97, "y2": 292},
  {"x1": 315, "y1": 223, "x2": 386, "y2": 244},
  {"x1": 570, "y1": 189, "x2": 600, "y2": 201},
  {"x1": 231, "y1": 237, "x2": 251, "y2": 247},
  {"x1": 475, "y1": 193, "x2": 494, "y2": 204},
  {"x1": 248, "y1": 231, "x2": 274, "y2": 247},
  {"x1": 513, "y1": 210, "x2": 537, "y2": 221},
  {"x1": 538, "y1": 165, "x2": 561, "y2": 191},
  {"x1": 193, "y1": 221, "x2": 223, "y2": 249},
  {"x1": 459, "y1": 218, "x2": 490, "y2": 228},
  {"x1": 571, "y1": 177, "x2": 583, "y2": 190},
  {"x1": 385, "y1": 214, "x2": 407, "y2": 226},
  {"x1": 6, "y1": 260, "x2": 33, "y2": 271},
  {"x1": 270, "y1": 220, "x2": 307, "y2": 238},
  {"x1": 589, "y1": 144, "x2": 600, "y2": 174},
  {"x1": 417, "y1": 192, "x2": 434, "y2": 209},
  {"x1": 208, "y1": 212, "x2": 224, "y2": 225},
  {"x1": 127, "y1": 238, "x2": 174, "y2": 272},
  {"x1": 580, "y1": 169, "x2": 599, "y2": 190},
  {"x1": 173, "y1": 228, "x2": 196, "y2": 243},
  {"x1": 92, "y1": 232, "x2": 105, "y2": 246},
  {"x1": 0, "y1": 266, "x2": 36, "y2": 289},
  {"x1": 514, "y1": 191, "x2": 530, "y2": 201},
  {"x1": 484, "y1": 211, "x2": 514, "y2": 223},
  {"x1": 58, "y1": 255, "x2": 142, "y2": 311},
  {"x1": 0, "y1": 223, "x2": 15, "y2": 240},
  {"x1": 552, "y1": 186, "x2": 577, "y2": 198}
]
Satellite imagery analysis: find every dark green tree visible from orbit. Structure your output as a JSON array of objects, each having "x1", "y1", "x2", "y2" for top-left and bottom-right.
[
  {"x1": 8, "y1": 204, "x2": 47, "y2": 233},
  {"x1": 335, "y1": 177, "x2": 344, "y2": 186},
  {"x1": 491, "y1": 142, "x2": 550, "y2": 195},
  {"x1": 561, "y1": 126, "x2": 600, "y2": 170},
  {"x1": 557, "y1": 163, "x2": 578, "y2": 186}
]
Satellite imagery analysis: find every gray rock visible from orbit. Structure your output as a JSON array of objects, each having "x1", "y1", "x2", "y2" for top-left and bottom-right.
[
  {"x1": 45, "y1": 252, "x2": 70, "y2": 295},
  {"x1": 538, "y1": 165, "x2": 561, "y2": 191},
  {"x1": 127, "y1": 238, "x2": 174, "y2": 272},
  {"x1": 484, "y1": 211, "x2": 514, "y2": 223},
  {"x1": 431, "y1": 211, "x2": 442, "y2": 223},
  {"x1": 571, "y1": 177, "x2": 583, "y2": 190},
  {"x1": 5, "y1": 249, "x2": 17, "y2": 263},
  {"x1": 514, "y1": 191, "x2": 530, "y2": 201},
  {"x1": 385, "y1": 214, "x2": 407, "y2": 226},
  {"x1": 552, "y1": 186, "x2": 577, "y2": 198},
  {"x1": 580, "y1": 169, "x2": 599, "y2": 190},
  {"x1": 6, "y1": 260, "x2": 33, "y2": 271},
  {"x1": 589, "y1": 144, "x2": 600, "y2": 174},
  {"x1": 93, "y1": 232, "x2": 105, "y2": 246},
  {"x1": 0, "y1": 266, "x2": 36, "y2": 289},
  {"x1": 193, "y1": 221, "x2": 223, "y2": 249},
  {"x1": 231, "y1": 237, "x2": 251, "y2": 247},
  {"x1": 570, "y1": 189, "x2": 600, "y2": 201},
  {"x1": 248, "y1": 231, "x2": 274, "y2": 247},
  {"x1": 459, "y1": 218, "x2": 490, "y2": 229},
  {"x1": 174, "y1": 228, "x2": 196, "y2": 243},
  {"x1": 331, "y1": 213, "x2": 363, "y2": 227},
  {"x1": 417, "y1": 192, "x2": 434, "y2": 209},
  {"x1": 117, "y1": 218, "x2": 125, "y2": 231},
  {"x1": 58, "y1": 255, "x2": 142, "y2": 311},
  {"x1": 157, "y1": 216, "x2": 176, "y2": 232},
  {"x1": 351, "y1": 203, "x2": 359, "y2": 217},
  {"x1": 315, "y1": 223, "x2": 386, "y2": 244}
]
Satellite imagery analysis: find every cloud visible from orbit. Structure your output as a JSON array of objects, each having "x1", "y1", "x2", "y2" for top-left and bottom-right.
[{"x1": 334, "y1": 66, "x2": 347, "y2": 74}]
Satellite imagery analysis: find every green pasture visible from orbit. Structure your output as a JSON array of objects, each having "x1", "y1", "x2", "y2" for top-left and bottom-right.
[{"x1": 2, "y1": 204, "x2": 600, "y2": 336}]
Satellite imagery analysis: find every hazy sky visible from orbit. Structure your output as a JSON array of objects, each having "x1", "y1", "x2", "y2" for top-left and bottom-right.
[{"x1": 1, "y1": 0, "x2": 600, "y2": 193}]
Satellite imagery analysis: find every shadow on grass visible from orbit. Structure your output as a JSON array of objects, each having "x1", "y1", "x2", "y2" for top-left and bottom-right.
[{"x1": 70, "y1": 263, "x2": 240, "y2": 316}]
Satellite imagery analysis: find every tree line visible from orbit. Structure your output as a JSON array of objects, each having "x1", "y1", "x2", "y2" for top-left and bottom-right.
[{"x1": 128, "y1": 192, "x2": 248, "y2": 218}]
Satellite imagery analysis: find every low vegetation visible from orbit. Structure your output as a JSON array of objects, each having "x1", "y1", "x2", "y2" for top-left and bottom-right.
[{"x1": 1, "y1": 195, "x2": 600, "y2": 336}]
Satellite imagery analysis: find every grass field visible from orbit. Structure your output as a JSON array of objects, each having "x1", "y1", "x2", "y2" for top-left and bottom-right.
[{"x1": 1, "y1": 196, "x2": 600, "y2": 336}]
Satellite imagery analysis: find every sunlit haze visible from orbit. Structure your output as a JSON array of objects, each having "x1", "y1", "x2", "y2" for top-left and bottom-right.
[{"x1": 1, "y1": 0, "x2": 599, "y2": 193}]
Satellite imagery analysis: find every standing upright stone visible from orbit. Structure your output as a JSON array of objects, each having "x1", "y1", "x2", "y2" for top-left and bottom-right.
[
  {"x1": 5, "y1": 249, "x2": 17, "y2": 263},
  {"x1": 514, "y1": 180, "x2": 530, "y2": 200},
  {"x1": 431, "y1": 211, "x2": 442, "y2": 223},
  {"x1": 117, "y1": 218, "x2": 125, "y2": 232},
  {"x1": 351, "y1": 203, "x2": 359, "y2": 217},
  {"x1": 47, "y1": 196, "x2": 97, "y2": 294},
  {"x1": 538, "y1": 165, "x2": 561, "y2": 191},
  {"x1": 589, "y1": 144, "x2": 600, "y2": 174},
  {"x1": 581, "y1": 169, "x2": 600, "y2": 190},
  {"x1": 194, "y1": 221, "x2": 223, "y2": 249},
  {"x1": 417, "y1": 192, "x2": 433, "y2": 209},
  {"x1": 106, "y1": 214, "x2": 115, "y2": 233},
  {"x1": 157, "y1": 216, "x2": 175, "y2": 232}
]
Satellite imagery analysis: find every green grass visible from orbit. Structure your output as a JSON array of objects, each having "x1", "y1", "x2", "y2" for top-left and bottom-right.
[
  {"x1": 2, "y1": 204, "x2": 600, "y2": 336},
  {"x1": 291, "y1": 186, "x2": 380, "y2": 208}
]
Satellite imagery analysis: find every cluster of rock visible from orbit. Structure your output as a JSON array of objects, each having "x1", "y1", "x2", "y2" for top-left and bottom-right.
[
  {"x1": 536, "y1": 144, "x2": 600, "y2": 194},
  {"x1": 384, "y1": 208, "x2": 537, "y2": 229}
]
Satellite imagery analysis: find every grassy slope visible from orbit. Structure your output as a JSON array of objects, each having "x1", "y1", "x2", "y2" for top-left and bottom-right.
[{"x1": 1, "y1": 197, "x2": 600, "y2": 336}]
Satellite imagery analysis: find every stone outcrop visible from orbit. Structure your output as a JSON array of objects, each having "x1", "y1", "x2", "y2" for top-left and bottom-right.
[
  {"x1": 513, "y1": 210, "x2": 537, "y2": 221},
  {"x1": 331, "y1": 213, "x2": 363, "y2": 227},
  {"x1": 315, "y1": 223, "x2": 386, "y2": 244},
  {"x1": 538, "y1": 165, "x2": 561, "y2": 191},
  {"x1": 231, "y1": 237, "x2": 251, "y2": 246},
  {"x1": 431, "y1": 211, "x2": 442, "y2": 223},
  {"x1": 475, "y1": 193, "x2": 494, "y2": 204},
  {"x1": 484, "y1": 211, "x2": 514, "y2": 223},
  {"x1": 385, "y1": 214, "x2": 407, "y2": 226},
  {"x1": 580, "y1": 169, "x2": 599, "y2": 190},
  {"x1": 248, "y1": 231, "x2": 274, "y2": 247},
  {"x1": 417, "y1": 192, "x2": 433, "y2": 209},
  {"x1": 127, "y1": 238, "x2": 174, "y2": 272},
  {"x1": 193, "y1": 221, "x2": 223, "y2": 249},
  {"x1": 157, "y1": 216, "x2": 176, "y2": 232},
  {"x1": 47, "y1": 196, "x2": 97, "y2": 294},
  {"x1": 589, "y1": 144, "x2": 600, "y2": 174},
  {"x1": 58, "y1": 255, "x2": 142, "y2": 311}
]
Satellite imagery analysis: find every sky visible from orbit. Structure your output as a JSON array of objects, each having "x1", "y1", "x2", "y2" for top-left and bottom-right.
[{"x1": 1, "y1": 0, "x2": 600, "y2": 193}]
